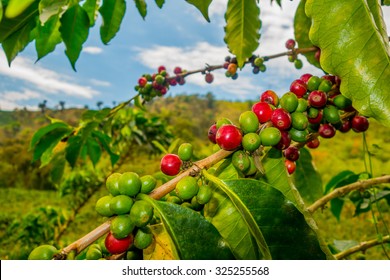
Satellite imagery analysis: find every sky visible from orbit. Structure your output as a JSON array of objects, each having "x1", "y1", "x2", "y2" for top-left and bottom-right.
[{"x1": 0, "y1": 0, "x2": 389, "y2": 111}]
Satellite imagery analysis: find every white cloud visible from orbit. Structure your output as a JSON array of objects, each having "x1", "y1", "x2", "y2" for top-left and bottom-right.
[
  {"x1": 84, "y1": 46, "x2": 103, "y2": 54},
  {"x1": 0, "y1": 51, "x2": 99, "y2": 99},
  {"x1": 2, "y1": 88, "x2": 41, "y2": 101},
  {"x1": 90, "y1": 79, "x2": 111, "y2": 87}
]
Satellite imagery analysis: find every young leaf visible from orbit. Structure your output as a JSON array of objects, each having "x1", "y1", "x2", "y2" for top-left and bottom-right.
[
  {"x1": 99, "y1": 0, "x2": 126, "y2": 44},
  {"x1": 82, "y1": 0, "x2": 100, "y2": 26},
  {"x1": 154, "y1": 0, "x2": 165, "y2": 8},
  {"x1": 38, "y1": 0, "x2": 67, "y2": 24},
  {"x1": 306, "y1": 0, "x2": 390, "y2": 127},
  {"x1": 59, "y1": 4, "x2": 90, "y2": 70},
  {"x1": 294, "y1": 0, "x2": 321, "y2": 69},
  {"x1": 224, "y1": 179, "x2": 328, "y2": 259},
  {"x1": 139, "y1": 194, "x2": 235, "y2": 260},
  {"x1": 134, "y1": 0, "x2": 147, "y2": 19},
  {"x1": 203, "y1": 171, "x2": 272, "y2": 260},
  {"x1": 224, "y1": 0, "x2": 261, "y2": 67},
  {"x1": 185, "y1": 0, "x2": 212, "y2": 22},
  {"x1": 2, "y1": 18, "x2": 36, "y2": 65},
  {"x1": 35, "y1": 14, "x2": 62, "y2": 60},
  {"x1": 30, "y1": 122, "x2": 71, "y2": 151},
  {"x1": 293, "y1": 147, "x2": 323, "y2": 204}
]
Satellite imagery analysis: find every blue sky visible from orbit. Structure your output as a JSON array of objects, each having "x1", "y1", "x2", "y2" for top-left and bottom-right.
[{"x1": 0, "y1": 0, "x2": 389, "y2": 111}]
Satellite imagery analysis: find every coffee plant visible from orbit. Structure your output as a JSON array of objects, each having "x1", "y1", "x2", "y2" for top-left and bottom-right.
[{"x1": 1, "y1": 0, "x2": 390, "y2": 260}]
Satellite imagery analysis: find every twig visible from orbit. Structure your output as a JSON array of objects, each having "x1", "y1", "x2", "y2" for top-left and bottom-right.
[
  {"x1": 335, "y1": 235, "x2": 390, "y2": 259},
  {"x1": 307, "y1": 175, "x2": 390, "y2": 214}
]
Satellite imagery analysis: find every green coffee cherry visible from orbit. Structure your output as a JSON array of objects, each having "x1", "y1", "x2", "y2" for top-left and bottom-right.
[
  {"x1": 175, "y1": 176, "x2": 199, "y2": 200},
  {"x1": 280, "y1": 92, "x2": 298, "y2": 113},
  {"x1": 178, "y1": 143, "x2": 193, "y2": 161},
  {"x1": 140, "y1": 175, "x2": 157, "y2": 194},
  {"x1": 260, "y1": 127, "x2": 282, "y2": 146},
  {"x1": 232, "y1": 150, "x2": 250, "y2": 173},
  {"x1": 196, "y1": 186, "x2": 213, "y2": 205},
  {"x1": 242, "y1": 132, "x2": 261, "y2": 152},
  {"x1": 134, "y1": 227, "x2": 153, "y2": 250},
  {"x1": 239, "y1": 111, "x2": 259, "y2": 134}
]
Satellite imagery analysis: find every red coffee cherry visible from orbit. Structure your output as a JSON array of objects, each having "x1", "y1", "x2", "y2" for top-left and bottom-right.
[
  {"x1": 215, "y1": 124, "x2": 243, "y2": 151},
  {"x1": 160, "y1": 154, "x2": 182, "y2": 176}
]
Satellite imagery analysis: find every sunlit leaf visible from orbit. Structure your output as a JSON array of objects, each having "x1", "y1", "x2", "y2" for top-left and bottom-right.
[
  {"x1": 59, "y1": 4, "x2": 90, "y2": 70},
  {"x1": 99, "y1": 0, "x2": 126, "y2": 44},
  {"x1": 224, "y1": 0, "x2": 261, "y2": 67},
  {"x1": 306, "y1": 0, "x2": 390, "y2": 126},
  {"x1": 38, "y1": 0, "x2": 67, "y2": 24},
  {"x1": 82, "y1": 0, "x2": 100, "y2": 26},
  {"x1": 139, "y1": 194, "x2": 234, "y2": 260},
  {"x1": 185, "y1": 0, "x2": 212, "y2": 22},
  {"x1": 35, "y1": 14, "x2": 62, "y2": 60},
  {"x1": 30, "y1": 122, "x2": 70, "y2": 151},
  {"x1": 143, "y1": 224, "x2": 178, "y2": 260}
]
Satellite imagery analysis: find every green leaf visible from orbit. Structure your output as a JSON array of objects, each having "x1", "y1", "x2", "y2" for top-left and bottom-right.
[
  {"x1": 203, "y1": 171, "x2": 271, "y2": 260},
  {"x1": 59, "y1": 4, "x2": 90, "y2": 70},
  {"x1": 151, "y1": 140, "x2": 168, "y2": 154},
  {"x1": 139, "y1": 194, "x2": 235, "y2": 260},
  {"x1": 38, "y1": 0, "x2": 67, "y2": 24},
  {"x1": 294, "y1": 0, "x2": 321, "y2": 69},
  {"x1": 35, "y1": 14, "x2": 62, "y2": 60},
  {"x1": 154, "y1": 0, "x2": 165, "y2": 8},
  {"x1": 82, "y1": 0, "x2": 100, "y2": 26},
  {"x1": 204, "y1": 184, "x2": 264, "y2": 260},
  {"x1": 383, "y1": 0, "x2": 390, "y2": 5},
  {"x1": 99, "y1": 0, "x2": 126, "y2": 44},
  {"x1": 50, "y1": 154, "x2": 66, "y2": 184},
  {"x1": 167, "y1": 138, "x2": 181, "y2": 154},
  {"x1": 134, "y1": 95, "x2": 146, "y2": 111},
  {"x1": 0, "y1": 1, "x2": 3, "y2": 23},
  {"x1": 65, "y1": 135, "x2": 83, "y2": 168},
  {"x1": 86, "y1": 137, "x2": 102, "y2": 167},
  {"x1": 30, "y1": 122, "x2": 70, "y2": 150},
  {"x1": 224, "y1": 0, "x2": 261, "y2": 67},
  {"x1": 293, "y1": 147, "x2": 323, "y2": 204},
  {"x1": 225, "y1": 179, "x2": 327, "y2": 259},
  {"x1": 92, "y1": 130, "x2": 120, "y2": 165},
  {"x1": 32, "y1": 127, "x2": 72, "y2": 163},
  {"x1": 185, "y1": 0, "x2": 212, "y2": 22},
  {"x1": 2, "y1": 16, "x2": 36, "y2": 65},
  {"x1": 306, "y1": 0, "x2": 390, "y2": 127},
  {"x1": 134, "y1": 0, "x2": 147, "y2": 19},
  {"x1": 324, "y1": 170, "x2": 357, "y2": 194}
]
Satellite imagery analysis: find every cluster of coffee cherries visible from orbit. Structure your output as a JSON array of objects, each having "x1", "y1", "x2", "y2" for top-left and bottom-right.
[
  {"x1": 135, "y1": 65, "x2": 187, "y2": 102},
  {"x1": 159, "y1": 143, "x2": 213, "y2": 210},
  {"x1": 207, "y1": 73, "x2": 369, "y2": 175},
  {"x1": 91, "y1": 172, "x2": 158, "y2": 258},
  {"x1": 223, "y1": 56, "x2": 239, "y2": 79},
  {"x1": 285, "y1": 39, "x2": 303, "y2": 70}
]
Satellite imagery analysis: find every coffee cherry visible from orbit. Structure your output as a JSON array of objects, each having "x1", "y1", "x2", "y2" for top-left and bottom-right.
[
  {"x1": 173, "y1": 66, "x2": 182, "y2": 74},
  {"x1": 110, "y1": 215, "x2": 135, "y2": 239},
  {"x1": 351, "y1": 116, "x2": 369, "y2": 132},
  {"x1": 28, "y1": 245, "x2": 58, "y2": 260},
  {"x1": 216, "y1": 117, "x2": 233, "y2": 129},
  {"x1": 300, "y1": 73, "x2": 312, "y2": 83},
  {"x1": 118, "y1": 172, "x2": 142, "y2": 197},
  {"x1": 284, "y1": 146, "x2": 300, "y2": 161},
  {"x1": 280, "y1": 92, "x2": 298, "y2": 113},
  {"x1": 289, "y1": 79, "x2": 307, "y2": 97},
  {"x1": 318, "y1": 79, "x2": 333, "y2": 92},
  {"x1": 208, "y1": 123, "x2": 218, "y2": 143},
  {"x1": 232, "y1": 150, "x2": 251, "y2": 173},
  {"x1": 291, "y1": 112, "x2": 308, "y2": 130},
  {"x1": 95, "y1": 195, "x2": 114, "y2": 217},
  {"x1": 105, "y1": 232, "x2": 133, "y2": 255},
  {"x1": 308, "y1": 110, "x2": 323, "y2": 124},
  {"x1": 260, "y1": 90, "x2": 279, "y2": 107},
  {"x1": 106, "y1": 173, "x2": 121, "y2": 196},
  {"x1": 252, "y1": 102, "x2": 273, "y2": 123},
  {"x1": 227, "y1": 63, "x2": 237, "y2": 75},
  {"x1": 274, "y1": 130, "x2": 291, "y2": 150},
  {"x1": 285, "y1": 39, "x2": 296, "y2": 49},
  {"x1": 242, "y1": 132, "x2": 261, "y2": 152},
  {"x1": 306, "y1": 138, "x2": 320, "y2": 149},
  {"x1": 196, "y1": 185, "x2": 213, "y2": 205},
  {"x1": 323, "y1": 105, "x2": 341, "y2": 124},
  {"x1": 289, "y1": 128, "x2": 308, "y2": 143},
  {"x1": 295, "y1": 98, "x2": 308, "y2": 113},
  {"x1": 319, "y1": 123, "x2": 336, "y2": 138},
  {"x1": 307, "y1": 76, "x2": 322, "y2": 91},
  {"x1": 140, "y1": 175, "x2": 157, "y2": 194},
  {"x1": 254, "y1": 57, "x2": 264, "y2": 67},
  {"x1": 260, "y1": 127, "x2": 282, "y2": 146},
  {"x1": 294, "y1": 59, "x2": 303, "y2": 69},
  {"x1": 86, "y1": 244, "x2": 102, "y2": 260},
  {"x1": 285, "y1": 160, "x2": 296, "y2": 175},
  {"x1": 333, "y1": 94, "x2": 352, "y2": 109},
  {"x1": 130, "y1": 200, "x2": 154, "y2": 228},
  {"x1": 271, "y1": 108, "x2": 292, "y2": 130},
  {"x1": 215, "y1": 124, "x2": 243, "y2": 151},
  {"x1": 134, "y1": 227, "x2": 153, "y2": 250},
  {"x1": 308, "y1": 90, "x2": 327, "y2": 108},
  {"x1": 338, "y1": 120, "x2": 351, "y2": 133},
  {"x1": 138, "y1": 77, "x2": 148, "y2": 87},
  {"x1": 175, "y1": 176, "x2": 199, "y2": 200},
  {"x1": 160, "y1": 154, "x2": 182, "y2": 176},
  {"x1": 205, "y1": 73, "x2": 214, "y2": 83},
  {"x1": 178, "y1": 143, "x2": 193, "y2": 161},
  {"x1": 239, "y1": 111, "x2": 259, "y2": 134},
  {"x1": 110, "y1": 195, "x2": 134, "y2": 215}
]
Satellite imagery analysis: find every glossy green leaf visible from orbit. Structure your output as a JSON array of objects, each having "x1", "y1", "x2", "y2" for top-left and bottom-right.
[
  {"x1": 30, "y1": 122, "x2": 70, "y2": 150},
  {"x1": 92, "y1": 130, "x2": 120, "y2": 165},
  {"x1": 50, "y1": 154, "x2": 66, "y2": 184},
  {"x1": 293, "y1": 147, "x2": 323, "y2": 204},
  {"x1": 2, "y1": 17, "x2": 35, "y2": 65},
  {"x1": 0, "y1": 1, "x2": 38, "y2": 42},
  {"x1": 224, "y1": 0, "x2": 261, "y2": 67},
  {"x1": 139, "y1": 194, "x2": 235, "y2": 260},
  {"x1": 324, "y1": 170, "x2": 357, "y2": 194},
  {"x1": 204, "y1": 184, "x2": 264, "y2": 260},
  {"x1": 214, "y1": 159, "x2": 240, "y2": 180},
  {"x1": 32, "y1": 127, "x2": 72, "y2": 163},
  {"x1": 99, "y1": 0, "x2": 126, "y2": 44},
  {"x1": 154, "y1": 0, "x2": 165, "y2": 8},
  {"x1": 203, "y1": 171, "x2": 271, "y2": 259},
  {"x1": 261, "y1": 148, "x2": 298, "y2": 206},
  {"x1": 35, "y1": 14, "x2": 62, "y2": 60},
  {"x1": 86, "y1": 137, "x2": 102, "y2": 167},
  {"x1": 38, "y1": 0, "x2": 67, "y2": 24},
  {"x1": 59, "y1": 4, "x2": 90, "y2": 70},
  {"x1": 306, "y1": 0, "x2": 390, "y2": 126},
  {"x1": 226, "y1": 179, "x2": 327, "y2": 259},
  {"x1": 65, "y1": 135, "x2": 83, "y2": 168},
  {"x1": 185, "y1": 0, "x2": 212, "y2": 22},
  {"x1": 82, "y1": 0, "x2": 100, "y2": 26},
  {"x1": 294, "y1": 0, "x2": 321, "y2": 69},
  {"x1": 134, "y1": 0, "x2": 147, "y2": 19}
]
